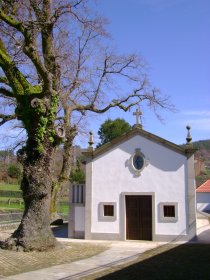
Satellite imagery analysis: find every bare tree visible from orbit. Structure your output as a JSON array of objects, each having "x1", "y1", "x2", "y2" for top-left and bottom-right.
[
  {"x1": 50, "y1": 24, "x2": 174, "y2": 218},
  {"x1": 0, "y1": 0, "x2": 173, "y2": 251}
]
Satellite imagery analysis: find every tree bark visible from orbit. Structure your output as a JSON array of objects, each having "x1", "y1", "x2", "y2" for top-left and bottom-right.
[
  {"x1": 2, "y1": 142, "x2": 57, "y2": 251},
  {"x1": 50, "y1": 124, "x2": 76, "y2": 222}
]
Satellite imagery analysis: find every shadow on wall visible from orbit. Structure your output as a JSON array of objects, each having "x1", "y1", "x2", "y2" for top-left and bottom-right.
[
  {"x1": 197, "y1": 204, "x2": 210, "y2": 213},
  {"x1": 94, "y1": 135, "x2": 186, "y2": 173}
]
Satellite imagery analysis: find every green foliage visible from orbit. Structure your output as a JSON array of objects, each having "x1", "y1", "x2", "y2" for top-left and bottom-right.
[
  {"x1": 97, "y1": 118, "x2": 132, "y2": 147},
  {"x1": 193, "y1": 139, "x2": 210, "y2": 187},
  {"x1": 70, "y1": 160, "x2": 85, "y2": 183},
  {"x1": 196, "y1": 168, "x2": 210, "y2": 187},
  {"x1": 193, "y1": 139, "x2": 210, "y2": 150},
  {"x1": 7, "y1": 164, "x2": 22, "y2": 179}
]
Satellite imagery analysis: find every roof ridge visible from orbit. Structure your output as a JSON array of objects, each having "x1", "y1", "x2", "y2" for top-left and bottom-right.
[{"x1": 83, "y1": 126, "x2": 196, "y2": 159}]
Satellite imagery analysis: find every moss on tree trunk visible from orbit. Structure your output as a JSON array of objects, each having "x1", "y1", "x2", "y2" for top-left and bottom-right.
[{"x1": 0, "y1": 93, "x2": 60, "y2": 251}]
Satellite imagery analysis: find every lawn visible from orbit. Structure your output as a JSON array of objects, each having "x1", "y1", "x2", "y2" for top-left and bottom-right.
[
  {"x1": 0, "y1": 184, "x2": 23, "y2": 213},
  {"x1": 81, "y1": 243, "x2": 210, "y2": 280},
  {"x1": 58, "y1": 202, "x2": 69, "y2": 215},
  {"x1": 0, "y1": 183, "x2": 69, "y2": 216},
  {"x1": 0, "y1": 202, "x2": 24, "y2": 210},
  {"x1": 0, "y1": 183, "x2": 20, "y2": 191},
  {"x1": 0, "y1": 197, "x2": 23, "y2": 201}
]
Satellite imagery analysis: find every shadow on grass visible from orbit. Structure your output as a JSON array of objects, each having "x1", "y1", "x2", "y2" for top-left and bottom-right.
[{"x1": 97, "y1": 243, "x2": 210, "y2": 280}]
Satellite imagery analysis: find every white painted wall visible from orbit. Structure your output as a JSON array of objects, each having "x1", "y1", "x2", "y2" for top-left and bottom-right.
[
  {"x1": 75, "y1": 206, "x2": 85, "y2": 231},
  {"x1": 90, "y1": 134, "x2": 188, "y2": 238},
  {"x1": 197, "y1": 193, "x2": 210, "y2": 212}
]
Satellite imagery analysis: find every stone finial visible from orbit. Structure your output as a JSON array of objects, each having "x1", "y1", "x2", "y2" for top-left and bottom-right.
[
  {"x1": 88, "y1": 131, "x2": 94, "y2": 148},
  {"x1": 186, "y1": 125, "x2": 192, "y2": 144}
]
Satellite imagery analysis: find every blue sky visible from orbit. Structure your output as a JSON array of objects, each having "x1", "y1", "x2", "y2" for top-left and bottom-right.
[
  {"x1": 0, "y1": 0, "x2": 209, "y2": 150},
  {"x1": 85, "y1": 0, "x2": 210, "y2": 146}
]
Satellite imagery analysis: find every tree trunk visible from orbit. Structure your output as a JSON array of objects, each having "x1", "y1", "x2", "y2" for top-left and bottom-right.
[
  {"x1": 50, "y1": 181, "x2": 62, "y2": 223},
  {"x1": 2, "y1": 142, "x2": 57, "y2": 251},
  {"x1": 50, "y1": 125, "x2": 76, "y2": 222}
]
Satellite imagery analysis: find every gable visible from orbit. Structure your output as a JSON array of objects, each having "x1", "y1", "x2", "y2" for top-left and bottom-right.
[
  {"x1": 84, "y1": 125, "x2": 196, "y2": 160},
  {"x1": 92, "y1": 133, "x2": 186, "y2": 176}
]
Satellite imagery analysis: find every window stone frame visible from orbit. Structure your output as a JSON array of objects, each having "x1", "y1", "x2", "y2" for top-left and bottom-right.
[
  {"x1": 159, "y1": 202, "x2": 178, "y2": 223},
  {"x1": 99, "y1": 202, "x2": 117, "y2": 222},
  {"x1": 127, "y1": 148, "x2": 149, "y2": 176}
]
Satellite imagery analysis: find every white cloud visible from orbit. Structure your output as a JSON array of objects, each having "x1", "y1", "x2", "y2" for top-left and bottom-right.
[
  {"x1": 187, "y1": 119, "x2": 210, "y2": 131},
  {"x1": 181, "y1": 110, "x2": 210, "y2": 117},
  {"x1": 176, "y1": 110, "x2": 210, "y2": 132}
]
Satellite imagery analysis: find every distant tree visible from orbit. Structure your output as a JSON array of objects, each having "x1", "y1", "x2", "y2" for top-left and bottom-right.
[
  {"x1": 70, "y1": 159, "x2": 85, "y2": 184},
  {"x1": 7, "y1": 164, "x2": 22, "y2": 180},
  {"x1": 97, "y1": 118, "x2": 132, "y2": 147},
  {"x1": 0, "y1": 150, "x2": 14, "y2": 163}
]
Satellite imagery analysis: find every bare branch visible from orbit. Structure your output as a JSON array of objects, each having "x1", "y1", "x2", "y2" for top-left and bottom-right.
[
  {"x1": 0, "y1": 87, "x2": 14, "y2": 97},
  {"x1": 29, "y1": 0, "x2": 42, "y2": 19},
  {"x1": 68, "y1": 29, "x2": 96, "y2": 95},
  {"x1": 0, "y1": 113, "x2": 16, "y2": 126},
  {"x1": 12, "y1": 140, "x2": 26, "y2": 151},
  {"x1": 51, "y1": 1, "x2": 88, "y2": 26},
  {"x1": 0, "y1": 7, "x2": 52, "y2": 93}
]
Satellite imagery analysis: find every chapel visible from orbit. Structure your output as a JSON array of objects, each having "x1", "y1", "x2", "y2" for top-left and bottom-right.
[{"x1": 69, "y1": 110, "x2": 196, "y2": 242}]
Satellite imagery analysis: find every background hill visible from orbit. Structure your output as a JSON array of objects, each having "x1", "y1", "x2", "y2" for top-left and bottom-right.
[
  {"x1": 0, "y1": 139, "x2": 210, "y2": 187},
  {"x1": 193, "y1": 139, "x2": 210, "y2": 187}
]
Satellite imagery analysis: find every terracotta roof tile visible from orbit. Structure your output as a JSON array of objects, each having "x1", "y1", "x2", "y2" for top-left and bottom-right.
[{"x1": 196, "y1": 180, "x2": 210, "y2": 193}]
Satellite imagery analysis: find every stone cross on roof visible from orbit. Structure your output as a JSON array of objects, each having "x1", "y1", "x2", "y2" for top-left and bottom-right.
[{"x1": 133, "y1": 108, "x2": 142, "y2": 126}]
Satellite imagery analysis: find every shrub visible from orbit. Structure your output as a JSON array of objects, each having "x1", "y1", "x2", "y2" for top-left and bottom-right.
[
  {"x1": 70, "y1": 160, "x2": 85, "y2": 183},
  {"x1": 7, "y1": 164, "x2": 22, "y2": 180}
]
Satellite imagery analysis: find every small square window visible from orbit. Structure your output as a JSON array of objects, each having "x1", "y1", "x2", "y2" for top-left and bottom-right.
[
  {"x1": 163, "y1": 205, "x2": 175, "y2": 217},
  {"x1": 159, "y1": 202, "x2": 178, "y2": 223},
  {"x1": 104, "y1": 205, "x2": 114, "y2": 217},
  {"x1": 99, "y1": 202, "x2": 117, "y2": 221}
]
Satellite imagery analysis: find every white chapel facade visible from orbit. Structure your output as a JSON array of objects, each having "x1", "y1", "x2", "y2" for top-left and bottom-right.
[{"x1": 69, "y1": 113, "x2": 196, "y2": 242}]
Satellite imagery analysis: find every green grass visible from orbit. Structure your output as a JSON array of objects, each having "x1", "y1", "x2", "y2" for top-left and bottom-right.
[
  {"x1": 0, "y1": 183, "x2": 68, "y2": 215},
  {"x1": 0, "y1": 201, "x2": 68, "y2": 214},
  {"x1": 58, "y1": 202, "x2": 69, "y2": 215},
  {"x1": 0, "y1": 197, "x2": 23, "y2": 201},
  {"x1": 0, "y1": 183, "x2": 20, "y2": 191},
  {"x1": 0, "y1": 184, "x2": 23, "y2": 212},
  {"x1": 0, "y1": 203, "x2": 23, "y2": 213},
  {"x1": 0, "y1": 203, "x2": 24, "y2": 210}
]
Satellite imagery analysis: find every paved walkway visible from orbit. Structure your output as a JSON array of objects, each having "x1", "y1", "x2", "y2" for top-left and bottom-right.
[
  {"x1": 1, "y1": 220, "x2": 210, "y2": 280},
  {"x1": 0, "y1": 239, "x2": 165, "y2": 280}
]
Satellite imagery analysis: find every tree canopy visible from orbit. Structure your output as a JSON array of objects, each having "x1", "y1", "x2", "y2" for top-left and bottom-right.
[{"x1": 97, "y1": 118, "x2": 132, "y2": 147}]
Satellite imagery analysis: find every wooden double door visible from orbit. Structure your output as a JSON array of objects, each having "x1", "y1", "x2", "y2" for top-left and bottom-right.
[{"x1": 126, "y1": 195, "x2": 152, "y2": 241}]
